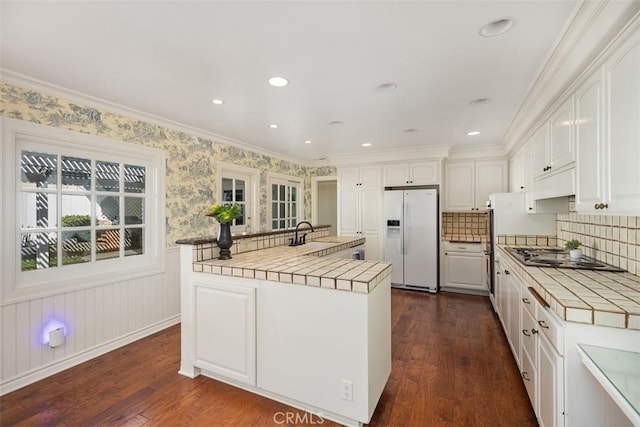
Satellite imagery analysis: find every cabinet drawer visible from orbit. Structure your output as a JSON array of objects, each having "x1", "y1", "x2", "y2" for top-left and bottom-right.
[
  {"x1": 522, "y1": 348, "x2": 537, "y2": 410},
  {"x1": 522, "y1": 306, "x2": 537, "y2": 367},
  {"x1": 536, "y1": 307, "x2": 564, "y2": 356},
  {"x1": 443, "y1": 241, "x2": 483, "y2": 253}
]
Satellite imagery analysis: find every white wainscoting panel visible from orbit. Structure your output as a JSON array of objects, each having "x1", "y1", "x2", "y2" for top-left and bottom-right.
[{"x1": 0, "y1": 247, "x2": 181, "y2": 395}]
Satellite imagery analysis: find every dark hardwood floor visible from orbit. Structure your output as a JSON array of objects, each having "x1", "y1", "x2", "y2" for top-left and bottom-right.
[{"x1": 1, "y1": 290, "x2": 537, "y2": 426}]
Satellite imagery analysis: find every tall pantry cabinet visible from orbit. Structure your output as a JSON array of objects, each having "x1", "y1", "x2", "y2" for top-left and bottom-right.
[{"x1": 337, "y1": 166, "x2": 382, "y2": 261}]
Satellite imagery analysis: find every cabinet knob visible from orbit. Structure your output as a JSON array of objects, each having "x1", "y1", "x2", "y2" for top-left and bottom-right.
[
  {"x1": 594, "y1": 203, "x2": 599, "y2": 209},
  {"x1": 528, "y1": 207, "x2": 533, "y2": 211},
  {"x1": 522, "y1": 297, "x2": 530, "y2": 304},
  {"x1": 444, "y1": 252, "x2": 448, "y2": 255},
  {"x1": 532, "y1": 328, "x2": 538, "y2": 335},
  {"x1": 603, "y1": 203, "x2": 608, "y2": 209},
  {"x1": 504, "y1": 270, "x2": 510, "y2": 275},
  {"x1": 520, "y1": 186, "x2": 525, "y2": 190}
]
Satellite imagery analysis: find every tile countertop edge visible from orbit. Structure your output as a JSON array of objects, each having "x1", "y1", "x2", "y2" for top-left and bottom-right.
[
  {"x1": 192, "y1": 236, "x2": 392, "y2": 294},
  {"x1": 497, "y1": 245, "x2": 640, "y2": 330}
]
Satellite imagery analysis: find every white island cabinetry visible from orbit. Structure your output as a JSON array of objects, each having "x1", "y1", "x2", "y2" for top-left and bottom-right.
[{"x1": 178, "y1": 240, "x2": 392, "y2": 427}]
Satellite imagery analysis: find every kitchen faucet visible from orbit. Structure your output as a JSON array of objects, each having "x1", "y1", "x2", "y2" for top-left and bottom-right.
[{"x1": 289, "y1": 221, "x2": 314, "y2": 246}]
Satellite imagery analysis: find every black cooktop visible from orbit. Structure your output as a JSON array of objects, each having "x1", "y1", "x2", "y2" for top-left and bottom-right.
[{"x1": 506, "y1": 247, "x2": 625, "y2": 272}]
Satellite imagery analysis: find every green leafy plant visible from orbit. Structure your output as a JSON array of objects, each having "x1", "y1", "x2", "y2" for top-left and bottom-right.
[
  {"x1": 205, "y1": 203, "x2": 241, "y2": 224},
  {"x1": 61, "y1": 214, "x2": 91, "y2": 227},
  {"x1": 564, "y1": 239, "x2": 581, "y2": 250}
]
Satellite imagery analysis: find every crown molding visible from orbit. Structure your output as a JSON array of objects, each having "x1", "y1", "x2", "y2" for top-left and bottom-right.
[
  {"x1": 446, "y1": 144, "x2": 506, "y2": 160},
  {"x1": 326, "y1": 145, "x2": 452, "y2": 167},
  {"x1": 0, "y1": 69, "x2": 312, "y2": 168},
  {"x1": 501, "y1": 0, "x2": 640, "y2": 156}
]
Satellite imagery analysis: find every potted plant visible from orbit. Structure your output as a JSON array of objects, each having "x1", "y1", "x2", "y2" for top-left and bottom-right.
[
  {"x1": 565, "y1": 239, "x2": 582, "y2": 259},
  {"x1": 205, "y1": 203, "x2": 241, "y2": 260}
]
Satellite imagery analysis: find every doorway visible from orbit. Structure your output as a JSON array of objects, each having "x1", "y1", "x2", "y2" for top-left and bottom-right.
[{"x1": 312, "y1": 177, "x2": 337, "y2": 236}]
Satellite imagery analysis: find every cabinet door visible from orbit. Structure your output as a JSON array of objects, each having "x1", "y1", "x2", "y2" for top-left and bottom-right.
[
  {"x1": 521, "y1": 347, "x2": 538, "y2": 412},
  {"x1": 532, "y1": 124, "x2": 549, "y2": 179},
  {"x1": 509, "y1": 146, "x2": 526, "y2": 193},
  {"x1": 410, "y1": 161, "x2": 440, "y2": 185},
  {"x1": 444, "y1": 162, "x2": 475, "y2": 211},
  {"x1": 538, "y1": 336, "x2": 564, "y2": 427},
  {"x1": 383, "y1": 164, "x2": 409, "y2": 186},
  {"x1": 575, "y1": 72, "x2": 604, "y2": 213},
  {"x1": 475, "y1": 160, "x2": 508, "y2": 210},
  {"x1": 607, "y1": 37, "x2": 640, "y2": 213},
  {"x1": 443, "y1": 252, "x2": 485, "y2": 291},
  {"x1": 360, "y1": 185, "x2": 381, "y2": 234},
  {"x1": 359, "y1": 165, "x2": 382, "y2": 187},
  {"x1": 337, "y1": 167, "x2": 360, "y2": 187},
  {"x1": 338, "y1": 186, "x2": 359, "y2": 235},
  {"x1": 549, "y1": 96, "x2": 575, "y2": 171},
  {"x1": 508, "y1": 274, "x2": 522, "y2": 367},
  {"x1": 195, "y1": 283, "x2": 256, "y2": 386}
]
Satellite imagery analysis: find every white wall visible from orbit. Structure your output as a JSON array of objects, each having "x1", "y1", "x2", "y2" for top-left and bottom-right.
[{"x1": 0, "y1": 247, "x2": 180, "y2": 395}]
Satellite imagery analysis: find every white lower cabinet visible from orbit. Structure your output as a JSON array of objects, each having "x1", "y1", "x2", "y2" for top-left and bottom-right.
[
  {"x1": 194, "y1": 282, "x2": 256, "y2": 386},
  {"x1": 442, "y1": 242, "x2": 486, "y2": 293},
  {"x1": 538, "y1": 333, "x2": 564, "y2": 427}
]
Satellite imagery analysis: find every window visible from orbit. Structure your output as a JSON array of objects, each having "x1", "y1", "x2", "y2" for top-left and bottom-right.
[
  {"x1": 2, "y1": 119, "x2": 165, "y2": 302},
  {"x1": 268, "y1": 174, "x2": 303, "y2": 230},
  {"x1": 19, "y1": 152, "x2": 146, "y2": 271},
  {"x1": 218, "y1": 163, "x2": 258, "y2": 233}
]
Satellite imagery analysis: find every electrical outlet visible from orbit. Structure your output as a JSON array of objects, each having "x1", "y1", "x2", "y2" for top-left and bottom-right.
[{"x1": 341, "y1": 379, "x2": 353, "y2": 401}]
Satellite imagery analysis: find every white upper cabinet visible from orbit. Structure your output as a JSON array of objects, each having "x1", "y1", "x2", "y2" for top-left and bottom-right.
[
  {"x1": 575, "y1": 71, "x2": 605, "y2": 213},
  {"x1": 444, "y1": 162, "x2": 475, "y2": 211},
  {"x1": 444, "y1": 160, "x2": 507, "y2": 211},
  {"x1": 337, "y1": 166, "x2": 382, "y2": 260},
  {"x1": 532, "y1": 96, "x2": 576, "y2": 180},
  {"x1": 606, "y1": 33, "x2": 640, "y2": 213},
  {"x1": 509, "y1": 145, "x2": 526, "y2": 193},
  {"x1": 549, "y1": 96, "x2": 576, "y2": 171},
  {"x1": 382, "y1": 160, "x2": 440, "y2": 186},
  {"x1": 576, "y1": 31, "x2": 640, "y2": 214}
]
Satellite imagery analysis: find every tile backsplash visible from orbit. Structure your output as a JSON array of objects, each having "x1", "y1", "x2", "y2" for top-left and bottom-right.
[
  {"x1": 442, "y1": 212, "x2": 489, "y2": 241},
  {"x1": 557, "y1": 198, "x2": 639, "y2": 275}
]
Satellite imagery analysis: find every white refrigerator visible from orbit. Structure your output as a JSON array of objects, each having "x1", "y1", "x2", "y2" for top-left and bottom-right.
[{"x1": 383, "y1": 189, "x2": 439, "y2": 293}]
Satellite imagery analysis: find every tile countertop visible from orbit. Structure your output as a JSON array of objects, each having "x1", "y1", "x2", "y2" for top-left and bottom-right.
[
  {"x1": 192, "y1": 236, "x2": 392, "y2": 294},
  {"x1": 498, "y1": 245, "x2": 640, "y2": 330}
]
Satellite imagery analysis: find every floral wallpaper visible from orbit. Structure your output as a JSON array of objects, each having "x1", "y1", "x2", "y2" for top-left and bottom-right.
[{"x1": 1, "y1": 82, "x2": 336, "y2": 246}]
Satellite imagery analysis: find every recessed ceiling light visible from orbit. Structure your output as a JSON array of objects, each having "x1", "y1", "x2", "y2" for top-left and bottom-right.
[
  {"x1": 469, "y1": 98, "x2": 490, "y2": 106},
  {"x1": 269, "y1": 124, "x2": 279, "y2": 129},
  {"x1": 467, "y1": 131, "x2": 481, "y2": 136},
  {"x1": 268, "y1": 77, "x2": 289, "y2": 87},
  {"x1": 362, "y1": 143, "x2": 372, "y2": 147},
  {"x1": 305, "y1": 140, "x2": 312, "y2": 144},
  {"x1": 328, "y1": 120, "x2": 344, "y2": 126},
  {"x1": 403, "y1": 128, "x2": 419, "y2": 133},
  {"x1": 376, "y1": 83, "x2": 397, "y2": 92},
  {"x1": 211, "y1": 98, "x2": 224, "y2": 105},
  {"x1": 479, "y1": 18, "x2": 514, "y2": 37}
]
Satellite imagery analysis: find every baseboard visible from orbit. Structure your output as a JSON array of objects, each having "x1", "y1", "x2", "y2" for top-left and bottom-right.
[{"x1": 0, "y1": 315, "x2": 180, "y2": 396}]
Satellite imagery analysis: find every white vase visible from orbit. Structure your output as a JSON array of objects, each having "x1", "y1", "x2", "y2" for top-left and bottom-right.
[{"x1": 570, "y1": 249, "x2": 582, "y2": 260}]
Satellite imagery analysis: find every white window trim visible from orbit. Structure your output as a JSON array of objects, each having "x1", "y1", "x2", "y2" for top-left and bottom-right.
[
  {"x1": 216, "y1": 161, "x2": 259, "y2": 234},
  {"x1": 1, "y1": 118, "x2": 165, "y2": 304},
  {"x1": 267, "y1": 172, "x2": 304, "y2": 231}
]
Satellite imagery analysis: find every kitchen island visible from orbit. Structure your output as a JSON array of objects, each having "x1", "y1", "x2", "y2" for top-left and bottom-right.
[{"x1": 176, "y1": 231, "x2": 392, "y2": 427}]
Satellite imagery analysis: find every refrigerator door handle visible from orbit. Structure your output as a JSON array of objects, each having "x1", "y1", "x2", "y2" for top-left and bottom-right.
[{"x1": 402, "y1": 200, "x2": 407, "y2": 255}]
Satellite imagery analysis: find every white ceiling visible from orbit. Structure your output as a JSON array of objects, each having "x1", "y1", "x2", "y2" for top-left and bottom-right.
[{"x1": 1, "y1": 1, "x2": 578, "y2": 161}]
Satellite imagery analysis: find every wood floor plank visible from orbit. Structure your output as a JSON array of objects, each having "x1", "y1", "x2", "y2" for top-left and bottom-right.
[{"x1": 1, "y1": 290, "x2": 537, "y2": 426}]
